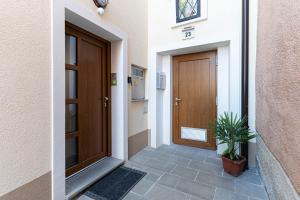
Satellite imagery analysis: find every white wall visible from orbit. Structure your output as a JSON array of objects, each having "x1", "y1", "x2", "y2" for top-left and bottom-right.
[
  {"x1": 249, "y1": 0, "x2": 258, "y2": 134},
  {"x1": 148, "y1": 0, "x2": 242, "y2": 48},
  {"x1": 0, "y1": 0, "x2": 51, "y2": 196},
  {"x1": 74, "y1": 0, "x2": 149, "y2": 137},
  {"x1": 52, "y1": 0, "x2": 65, "y2": 198},
  {"x1": 248, "y1": 0, "x2": 258, "y2": 167},
  {"x1": 148, "y1": 0, "x2": 243, "y2": 153}
]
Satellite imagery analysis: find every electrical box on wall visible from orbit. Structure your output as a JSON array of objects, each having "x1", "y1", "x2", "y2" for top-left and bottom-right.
[
  {"x1": 131, "y1": 65, "x2": 146, "y2": 100},
  {"x1": 157, "y1": 72, "x2": 166, "y2": 90}
]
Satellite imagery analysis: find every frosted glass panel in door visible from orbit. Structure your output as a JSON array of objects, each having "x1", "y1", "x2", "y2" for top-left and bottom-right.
[
  {"x1": 65, "y1": 35, "x2": 77, "y2": 65},
  {"x1": 65, "y1": 70, "x2": 77, "y2": 99},
  {"x1": 65, "y1": 104, "x2": 78, "y2": 133},
  {"x1": 66, "y1": 138, "x2": 78, "y2": 169}
]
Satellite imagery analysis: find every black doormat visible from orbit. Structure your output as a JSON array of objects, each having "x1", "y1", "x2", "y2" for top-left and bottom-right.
[{"x1": 84, "y1": 166, "x2": 146, "y2": 200}]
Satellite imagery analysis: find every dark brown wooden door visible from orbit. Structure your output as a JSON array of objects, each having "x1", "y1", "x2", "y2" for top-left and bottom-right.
[
  {"x1": 172, "y1": 51, "x2": 217, "y2": 150},
  {"x1": 65, "y1": 23, "x2": 111, "y2": 176}
]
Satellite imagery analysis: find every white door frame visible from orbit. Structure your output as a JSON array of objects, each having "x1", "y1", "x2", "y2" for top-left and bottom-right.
[
  {"x1": 52, "y1": 0, "x2": 128, "y2": 199},
  {"x1": 148, "y1": 37, "x2": 242, "y2": 155}
]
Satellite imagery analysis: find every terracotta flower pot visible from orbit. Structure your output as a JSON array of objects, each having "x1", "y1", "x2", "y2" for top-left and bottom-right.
[{"x1": 222, "y1": 156, "x2": 246, "y2": 177}]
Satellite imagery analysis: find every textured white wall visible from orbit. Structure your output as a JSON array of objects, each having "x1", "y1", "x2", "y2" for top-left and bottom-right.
[
  {"x1": 0, "y1": 0, "x2": 51, "y2": 196},
  {"x1": 148, "y1": 0, "x2": 241, "y2": 48},
  {"x1": 148, "y1": 0, "x2": 243, "y2": 149},
  {"x1": 74, "y1": 0, "x2": 148, "y2": 136}
]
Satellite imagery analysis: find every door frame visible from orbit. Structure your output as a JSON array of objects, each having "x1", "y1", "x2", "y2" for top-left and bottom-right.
[
  {"x1": 53, "y1": 2, "x2": 129, "y2": 198},
  {"x1": 65, "y1": 22, "x2": 112, "y2": 176},
  {"x1": 149, "y1": 40, "x2": 240, "y2": 159},
  {"x1": 172, "y1": 51, "x2": 217, "y2": 150}
]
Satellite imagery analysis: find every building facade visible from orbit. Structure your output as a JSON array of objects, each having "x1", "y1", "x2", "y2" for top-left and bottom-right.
[{"x1": 0, "y1": 0, "x2": 299, "y2": 199}]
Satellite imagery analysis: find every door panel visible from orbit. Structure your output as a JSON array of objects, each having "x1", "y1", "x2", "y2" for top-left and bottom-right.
[
  {"x1": 80, "y1": 39, "x2": 105, "y2": 162},
  {"x1": 173, "y1": 51, "x2": 217, "y2": 150},
  {"x1": 65, "y1": 23, "x2": 111, "y2": 176}
]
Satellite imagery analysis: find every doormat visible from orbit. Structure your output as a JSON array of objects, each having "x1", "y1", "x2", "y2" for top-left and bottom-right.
[{"x1": 84, "y1": 166, "x2": 146, "y2": 200}]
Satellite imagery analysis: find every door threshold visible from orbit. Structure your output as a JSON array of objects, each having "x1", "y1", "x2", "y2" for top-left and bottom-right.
[{"x1": 65, "y1": 157, "x2": 124, "y2": 200}]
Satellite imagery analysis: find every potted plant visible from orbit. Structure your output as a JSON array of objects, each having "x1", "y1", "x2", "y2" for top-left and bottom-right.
[{"x1": 213, "y1": 112, "x2": 256, "y2": 177}]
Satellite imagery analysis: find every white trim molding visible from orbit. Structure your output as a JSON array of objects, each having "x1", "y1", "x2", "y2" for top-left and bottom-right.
[
  {"x1": 52, "y1": 0, "x2": 128, "y2": 199},
  {"x1": 148, "y1": 35, "x2": 242, "y2": 155}
]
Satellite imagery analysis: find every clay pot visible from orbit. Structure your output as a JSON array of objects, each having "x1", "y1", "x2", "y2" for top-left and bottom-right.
[{"x1": 222, "y1": 156, "x2": 246, "y2": 177}]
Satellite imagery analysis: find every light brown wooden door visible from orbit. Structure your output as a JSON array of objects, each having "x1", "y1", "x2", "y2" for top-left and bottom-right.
[
  {"x1": 65, "y1": 23, "x2": 111, "y2": 176},
  {"x1": 173, "y1": 51, "x2": 217, "y2": 150}
]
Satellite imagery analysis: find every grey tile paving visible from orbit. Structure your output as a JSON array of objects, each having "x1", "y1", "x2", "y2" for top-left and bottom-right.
[
  {"x1": 76, "y1": 144, "x2": 270, "y2": 200},
  {"x1": 205, "y1": 156, "x2": 222, "y2": 166},
  {"x1": 131, "y1": 179, "x2": 155, "y2": 196},
  {"x1": 170, "y1": 165, "x2": 198, "y2": 180},
  {"x1": 145, "y1": 184, "x2": 188, "y2": 200},
  {"x1": 196, "y1": 171, "x2": 235, "y2": 191},
  {"x1": 144, "y1": 159, "x2": 176, "y2": 172},
  {"x1": 174, "y1": 150, "x2": 201, "y2": 160},
  {"x1": 157, "y1": 173, "x2": 181, "y2": 188},
  {"x1": 188, "y1": 195, "x2": 207, "y2": 200},
  {"x1": 124, "y1": 161, "x2": 145, "y2": 170},
  {"x1": 176, "y1": 179, "x2": 215, "y2": 200},
  {"x1": 214, "y1": 187, "x2": 248, "y2": 200},
  {"x1": 123, "y1": 192, "x2": 146, "y2": 200},
  {"x1": 249, "y1": 198, "x2": 268, "y2": 200},
  {"x1": 76, "y1": 195, "x2": 94, "y2": 200},
  {"x1": 167, "y1": 155, "x2": 192, "y2": 167},
  {"x1": 247, "y1": 167, "x2": 259, "y2": 174},
  {"x1": 130, "y1": 154, "x2": 151, "y2": 165},
  {"x1": 237, "y1": 171, "x2": 263, "y2": 185},
  {"x1": 189, "y1": 160, "x2": 223, "y2": 176},
  {"x1": 138, "y1": 149, "x2": 159, "y2": 159},
  {"x1": 222, "y1": 170, "x2": 236, "y2": 178},
  {"x1": 235, "y1": 180, "x2": 269, "y2": 199},
  {"x1": 142, "y1": 167, "x2": 165, "y2": 176},
  {"x1": 144, "y1": 173, "x2": 161, "y2": 182}
]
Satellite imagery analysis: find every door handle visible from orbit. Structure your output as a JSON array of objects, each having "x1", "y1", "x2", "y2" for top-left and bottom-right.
[
  {"x1": 104, "y1": 97, "x2": 109, "y2": 107},
  {"x1": 175, "y1": 97, "x2": 182, "y2": 106}
]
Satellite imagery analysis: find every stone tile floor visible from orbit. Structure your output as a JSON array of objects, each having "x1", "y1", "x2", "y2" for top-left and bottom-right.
[{"x1": 123, "y1": 144, "x2": 269, "y2": 200}]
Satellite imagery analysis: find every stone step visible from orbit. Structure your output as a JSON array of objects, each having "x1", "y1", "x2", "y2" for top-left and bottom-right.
[{"x1": 66, "y1": 157, "x2": 124, "y2": 200}]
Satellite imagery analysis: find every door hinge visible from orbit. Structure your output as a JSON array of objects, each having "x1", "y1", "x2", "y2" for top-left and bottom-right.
[{"x1": 216, "y1": 96, "x2": 218, "y2": 106}]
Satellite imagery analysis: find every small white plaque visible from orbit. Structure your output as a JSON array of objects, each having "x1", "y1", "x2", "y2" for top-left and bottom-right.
[
  {"x1": 181, "y1": 127, "x2": 207, "y2": 142},
  {"x1": 182, "y1": 26, "x2": 195, "y2": 40}
]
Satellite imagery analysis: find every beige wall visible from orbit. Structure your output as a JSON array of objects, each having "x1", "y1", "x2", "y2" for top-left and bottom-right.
[
  {"x1": 75, "y1": 0, "x2": 148, "y2": 136},
  {"x1": 0, "y1": 0, "x2": 51, "y2": 197},
  {"x1": 256, "y1": 0, "x2": 300, "y2": 194}
]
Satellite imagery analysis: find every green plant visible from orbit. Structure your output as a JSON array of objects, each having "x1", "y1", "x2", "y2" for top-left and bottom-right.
[{"x1": 213, "y1": 112, "x2": 256, "y2": 160}]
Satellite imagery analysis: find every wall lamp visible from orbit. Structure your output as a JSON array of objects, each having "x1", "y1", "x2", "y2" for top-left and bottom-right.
[{"x1": 93, "y1": 0, "x2": 109, "y2": 15}]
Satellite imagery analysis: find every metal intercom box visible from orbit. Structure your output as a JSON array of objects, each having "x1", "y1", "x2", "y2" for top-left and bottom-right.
[
  {"x1": 156, "y1": 72, "x2": 166, "y2": 90},
  {"x1": 132, "y1": 65, "x2": 145, "y2": 100}
]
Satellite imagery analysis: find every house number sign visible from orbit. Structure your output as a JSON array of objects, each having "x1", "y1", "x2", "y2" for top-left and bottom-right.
[{"x1": 182, "y1": 26, "x2": 195, "y2": 40}]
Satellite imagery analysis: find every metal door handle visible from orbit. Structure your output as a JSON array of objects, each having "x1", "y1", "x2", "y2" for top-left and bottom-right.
[
  {"x1": 175, "y1": 97, "x2": 182, "y2": 106},
  {"x1": 104, "y1": 97, "x2": 109, "y2": 107}
]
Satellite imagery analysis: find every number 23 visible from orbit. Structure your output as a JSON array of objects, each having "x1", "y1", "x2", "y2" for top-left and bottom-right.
[{"x1": 185, "y1": 32, "x2": 191, "y2": 37}]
